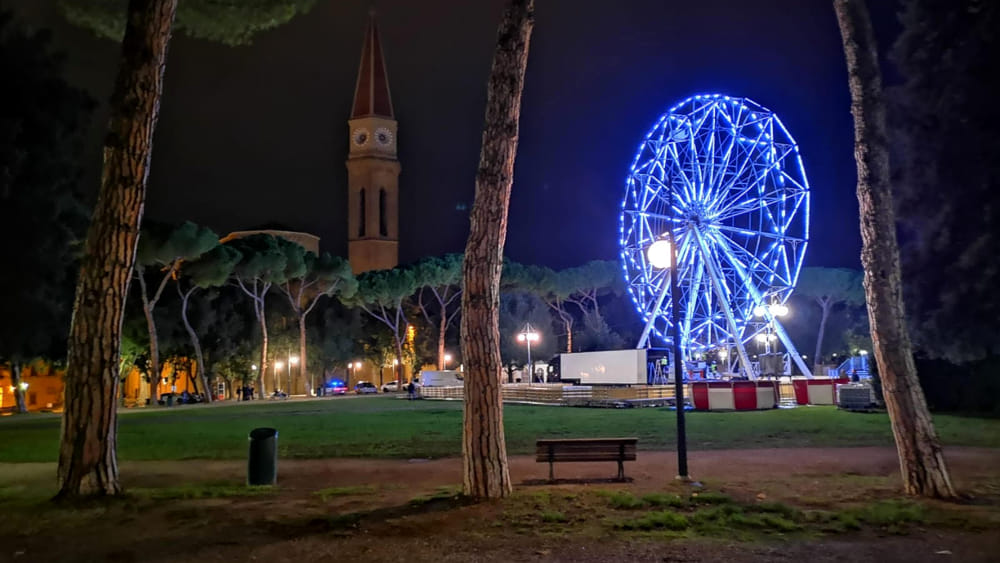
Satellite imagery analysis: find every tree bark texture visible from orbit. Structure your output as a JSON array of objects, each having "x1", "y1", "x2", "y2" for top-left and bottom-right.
[
  {"x1": 137, "y1": 273, "x2": 161, "y2": 404},
  {"x1": 460, "y1": 0, "x2": 533, "y2": 500},
  {"x1": 179, "y1": 288, "x2": 212, "y2": 403},
  {"x1": 299, "y1": 315, "x2": 308, "y2": 394},
  {"x1": 57, "y1": 0, "x2": 177, "y2": 499},
  {"x1": 814, "y1": 298, "x2": 831, "y2": 371},
  {"x1": 12, "y1": 362, "x2": 26, "y2": 414},
  {"x1": 834, "y1": 0, "x2": 956, "y2": 499},
  {"x1": 258, "y1": 314, "x2": 268, "y2": 398},
  {"x1": 439, "y1": 312, "x2": 447, "y2": 370}
]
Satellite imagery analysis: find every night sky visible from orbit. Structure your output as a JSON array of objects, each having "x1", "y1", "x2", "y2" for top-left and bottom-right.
[{"x1": 9, "y1": 0, "x2": 899, "y2": 270}]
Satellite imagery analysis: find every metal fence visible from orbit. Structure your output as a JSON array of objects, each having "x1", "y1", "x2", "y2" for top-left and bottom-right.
[{"x1": 420, "y1": 383, "x2": 683, "y2": 406}]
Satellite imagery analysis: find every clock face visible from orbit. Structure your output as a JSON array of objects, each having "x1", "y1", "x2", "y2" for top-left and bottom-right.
[
  {"x1": 375, "y1": 127, "x2": 394, "y2": 147},
  {"x1": 352, "y1": 128, "x2": 370, "y2": 146}
]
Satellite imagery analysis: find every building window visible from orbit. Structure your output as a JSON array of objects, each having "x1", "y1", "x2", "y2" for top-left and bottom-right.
[
  {"x1": 358, "y1": 188, "x2": 366, "y2": 237},
  {"x1": 379, "y1": 188, "x2": 388, "y2": 237}
]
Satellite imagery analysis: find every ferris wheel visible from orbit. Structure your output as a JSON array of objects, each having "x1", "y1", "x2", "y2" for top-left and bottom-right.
[{"x1": 619, "y1": 94, "x2": 811, "y2": 377}]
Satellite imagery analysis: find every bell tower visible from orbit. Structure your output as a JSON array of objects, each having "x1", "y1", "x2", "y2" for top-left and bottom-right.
[{"x1": 347, "y1": 11, "x2": 400, "y2": 274}]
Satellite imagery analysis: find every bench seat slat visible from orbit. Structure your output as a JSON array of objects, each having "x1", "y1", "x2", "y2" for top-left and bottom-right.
[{"x1": 535, "y1": 437, "x2": 638, "y2": 481}]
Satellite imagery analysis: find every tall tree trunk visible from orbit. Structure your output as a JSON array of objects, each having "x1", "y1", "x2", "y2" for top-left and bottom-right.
[
  {"x1": 395, "y1": 340, "x2": 405, "y2": 383},
  {"x1": 258, "y1": 314, "x2": 268, "y2": 399},
  {"x1": 438, "y1": 313, "x2": 447, "y2": 370},
  {"x1": 179, "y1": 290, "x2": 212, "y2": 403},
  {"x1": 814, "y1": 299, "x2": 831, "y2": 372},
  {"x1": 460, "y1": 0, "x2": 533, "y2": 500},
  {"x1": 299, "y1": 315, "x2": 308, "y2": 395},
  {"x1": 137, "y1": 274, "x2": 161, "y2": 405},
  {"x1": 56, "y1": 0, "x2": 177, "y2": 499},
  {"x1": 11, "y1": 362, "x2": 27, "y2": 414},
  {"x1": 834, "y1": 0, "x2": 956, "y2": 499}
]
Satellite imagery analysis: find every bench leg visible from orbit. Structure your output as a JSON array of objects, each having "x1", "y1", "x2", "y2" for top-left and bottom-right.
[
  {"x1": 549, "y1": 461, "x2": 554, "y2": 482},
  {"x1": 617, "y1": 460, "x2": 625, "y2": 481}
]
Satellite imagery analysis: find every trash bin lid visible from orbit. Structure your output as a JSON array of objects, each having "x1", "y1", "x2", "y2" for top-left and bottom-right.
[{"x1": 249, "y1": 427, "x2": 278, "y2": 440}]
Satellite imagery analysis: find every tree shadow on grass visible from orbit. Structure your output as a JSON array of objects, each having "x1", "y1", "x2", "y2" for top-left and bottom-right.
[{"x1": 266, "y1": 493, "x2": 476, "y2": 537}]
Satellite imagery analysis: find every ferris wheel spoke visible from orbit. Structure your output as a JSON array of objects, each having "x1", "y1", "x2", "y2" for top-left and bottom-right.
[
  {"x1": 710, "y1": 230, "x2": 789, "y2": 288},
  {"x1": 712, "y1": 147, "x2": 795, "y2": 220},
  {"x1": 711, "y1": 190, "x2": 804, "y2": 225},
  {"x1": 681, "y1": 251, "x2": 705, "y2": 350},
  {"x1": 711, "y1": 224, "x2": 806, "y2": 245},
  {"x1": 664, "y1": 142, "x2": 698, "y2": 203}
]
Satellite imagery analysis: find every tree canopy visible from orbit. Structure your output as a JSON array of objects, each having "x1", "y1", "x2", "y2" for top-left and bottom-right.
[
  {"x1": 0, "y1": 11, "x2": 90, "y2": 363},
  {"x1": 890, "y1": 0, "x2": 1000, "y2": 362},
  {"x1": 58, "y1": 0, "x2": 317, "y2": 46}
]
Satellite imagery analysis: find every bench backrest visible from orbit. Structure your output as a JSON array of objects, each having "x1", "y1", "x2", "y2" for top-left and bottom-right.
[{"x1": 535, "y1": 438, "x2": 638, "y2": 462}]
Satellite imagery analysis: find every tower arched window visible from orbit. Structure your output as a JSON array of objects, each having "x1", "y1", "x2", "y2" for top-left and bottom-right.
[
  {"x1": 379, "y1": 188, "x2": 388, "y2": 237},
  {"x1": 358, "y1": 188, "x2": 366, "y2": 237}
]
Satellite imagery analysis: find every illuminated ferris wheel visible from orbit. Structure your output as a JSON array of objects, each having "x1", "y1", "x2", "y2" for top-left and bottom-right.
[{"x1": 619, "y1": 94, "x2": 811, "y2": 377}]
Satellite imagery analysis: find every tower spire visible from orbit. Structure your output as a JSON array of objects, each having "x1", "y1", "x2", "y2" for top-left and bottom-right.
[{"x1": 351, "y1": 12, "x2": 394, "y2": 119}]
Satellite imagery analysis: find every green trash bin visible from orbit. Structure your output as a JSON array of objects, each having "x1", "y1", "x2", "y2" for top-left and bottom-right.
[{"x1": 247, "y1": 427, "x2": 278, "y2": 486}]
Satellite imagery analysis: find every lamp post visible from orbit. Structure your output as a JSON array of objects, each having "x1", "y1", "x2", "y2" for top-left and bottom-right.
[
  {"x1": 443, "y1": 353, "x2": 452, "y2": 368},
  {"x1": 517, "y1": 323, "x2": 540, "y2": 382},
  {"x1": 273, "y1": 361, "x2": 283, "y2": 395},
  {"x1": 648, "y1": 234, "x2": 688, "y2": 480},
  {"x1": 288, "y1": 354, "x2": 299, "y2": 397}
]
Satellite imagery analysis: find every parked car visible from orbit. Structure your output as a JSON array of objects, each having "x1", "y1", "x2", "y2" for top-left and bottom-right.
[
  {"x1": 325, "y1": 379, "x2": 347, "y2": 395},
  {"x1": 354, "y1": 381, "x2": 378, "y2": 394},
  {"x1": 382, "y1": 380, "x2": 421, "y2": 393}
]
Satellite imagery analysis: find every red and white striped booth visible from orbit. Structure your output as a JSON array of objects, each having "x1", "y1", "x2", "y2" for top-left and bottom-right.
[
  {"x1": 792, "y1": 377, "x2": 849, "y2": 405},
  {"x1": 691, "y1": 381, "x2": 778, "y2": 411}
]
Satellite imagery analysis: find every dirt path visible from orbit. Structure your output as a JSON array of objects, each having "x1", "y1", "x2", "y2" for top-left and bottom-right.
[{"x1": 1, "y1": 447, "x2": 998, "y2": 562}]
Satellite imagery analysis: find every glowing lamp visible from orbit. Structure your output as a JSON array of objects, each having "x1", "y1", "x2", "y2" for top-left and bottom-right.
[{"x1": 646, "y1": 239, "x2": 673, "y2": 269}]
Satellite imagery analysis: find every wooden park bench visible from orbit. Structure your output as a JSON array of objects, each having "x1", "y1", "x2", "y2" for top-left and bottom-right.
[{"x1": 535, "y1": 437, "x2": 638, "y2": 481}]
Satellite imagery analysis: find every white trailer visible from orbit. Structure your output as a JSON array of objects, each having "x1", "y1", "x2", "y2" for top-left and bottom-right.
[
  {"x1": 419, "y1": 370, "x2": 464, "y2": 387},
  {"x1": 559, "y1": 349, "x2": 647, "y2": 385}
]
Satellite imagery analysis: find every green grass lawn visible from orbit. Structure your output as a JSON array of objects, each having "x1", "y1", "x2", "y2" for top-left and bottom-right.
[{"x1": 0, "y1": 397, "x2": 997, "y2": 463}]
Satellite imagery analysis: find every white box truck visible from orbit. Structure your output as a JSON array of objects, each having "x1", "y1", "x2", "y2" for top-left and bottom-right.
[
  {"x1": 559, "y1": 349, "x2": 647, "y2": 385},
  {"x1": 419, "y1": 370, "x2": 464, "y2": 387}
]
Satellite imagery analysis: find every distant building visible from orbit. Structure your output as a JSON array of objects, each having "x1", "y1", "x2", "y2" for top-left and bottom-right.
[{"x1": 346, "y1": 13, "x2": 400, "y2": 274}]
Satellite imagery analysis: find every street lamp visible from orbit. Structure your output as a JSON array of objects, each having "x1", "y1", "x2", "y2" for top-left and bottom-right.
[
  {"x1": 754, "y1": 301, "x2": 789, "y2": 354},
  {"x1": 274, "y1": 361, "x2": 283, "y2": 395},
  {"x1": 288, "y1": 355, "x2": 299, "y2": 397},
  {"x1": 443, "y1": 353, "x2": 452, "y2": 368},
  {"x1": 648, "y1": 234, "x2": 688, "y2": 481},
  {"x1": 347, "y1": 361, "x2": 362, "y2": 386},
  {"x1": 517, "y1": 323, "x2": 540, "y2": 382}
]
